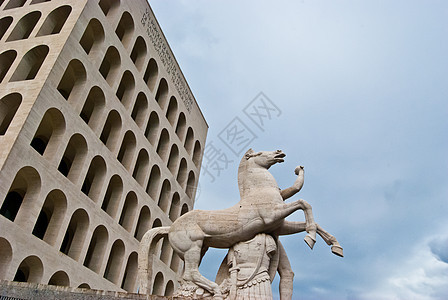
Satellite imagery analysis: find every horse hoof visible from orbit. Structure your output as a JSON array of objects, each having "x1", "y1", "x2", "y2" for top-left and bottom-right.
[
  {"x1": 304, "y1": 235, "x2": 316, "y2": 249},
  {"x1": 331, "y1": 245, "x2": 344, "y2": 257}
]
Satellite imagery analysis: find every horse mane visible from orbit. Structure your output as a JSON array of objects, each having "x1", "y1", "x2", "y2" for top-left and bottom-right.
[{"x1": 238, "y1": 149, "x2": 262, "y2": 197}]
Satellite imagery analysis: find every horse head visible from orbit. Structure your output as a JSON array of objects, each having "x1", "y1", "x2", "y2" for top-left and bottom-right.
[
  {"x1": 238, "y1": 148, "x2": 286, "y2": 198},
  {"x1": 243, "y1": 148, "x2": 286, "y2": 169}
]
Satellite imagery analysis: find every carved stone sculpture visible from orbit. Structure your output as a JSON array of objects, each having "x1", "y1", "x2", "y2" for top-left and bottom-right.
[
  {"x1": 138, "y1": 149, "x2": 343, "y2": 299},
  {"x1": 215, "y1": 233, "x2": 278, "y2": 299}
]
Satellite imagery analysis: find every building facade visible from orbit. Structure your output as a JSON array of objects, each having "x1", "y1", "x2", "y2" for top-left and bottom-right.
[{"x1": 0, "y1": 0, "x2": 207, "y2": 296}]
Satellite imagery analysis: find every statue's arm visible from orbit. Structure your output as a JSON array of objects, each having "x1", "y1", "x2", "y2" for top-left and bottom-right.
[{"x1": 280, "y1": 166, "x2": 304, "y2": 200}]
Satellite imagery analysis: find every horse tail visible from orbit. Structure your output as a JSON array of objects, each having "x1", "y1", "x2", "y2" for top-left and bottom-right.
[{"x1": 137, "y1": 226, "x2": 170, "y2": 294}]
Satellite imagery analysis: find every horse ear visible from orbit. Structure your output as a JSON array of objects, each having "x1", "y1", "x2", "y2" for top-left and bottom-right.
[{"x1": 244, "y1": 148, "x2": 254, "y2": 160}]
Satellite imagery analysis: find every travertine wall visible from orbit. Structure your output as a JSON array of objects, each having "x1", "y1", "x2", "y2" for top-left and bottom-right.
[
  {"x1": 0, "y1": 280, "x2": 172, "y2": 299},
  {"x1": 0, "y1": 0, "x2": 207, "y2": 296}
]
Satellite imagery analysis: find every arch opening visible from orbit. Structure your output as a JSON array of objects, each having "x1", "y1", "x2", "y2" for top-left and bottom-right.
[
  {"x1": 0, "y1": 93, "x2": 22, "y2": 135},
  {"x1": 10, "y1": 45, "x2": 49, "y2": 81},
  {"x1": 37, "y1": 5, "x2": 72, "y2": 36}
]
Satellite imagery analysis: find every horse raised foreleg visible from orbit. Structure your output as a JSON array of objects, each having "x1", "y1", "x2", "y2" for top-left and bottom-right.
[
  {"x1": 273, "y1": 199, "x2": 317, "y2": 249},
  {"x1": 274, "y1": 221, "x2": 343, "y2": 257},
  {"x1": 273, "y1": 221, "x2": 306, "y2": 236},
  {"x1": 300, "y1": 200, "x2": 317, "y2": 250},
  {"x1": 316, "y1": 224, "x2": 344, "y2": 257}
]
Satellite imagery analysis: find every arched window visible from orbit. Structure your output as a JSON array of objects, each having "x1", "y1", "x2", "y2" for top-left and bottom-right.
[
  {"x1": 143, "y1": 58, "x2": 158, "y2": 91},
  {"x1": 176, "y1": 158, "x2": 188, "y2": 188},
  {"x1": 184, "y1": 127, "x2": 194, "y2": 154},
  {"x1": 146, "y1": 165, "x2": 160, "y2": 200},
  {"x1": 37, "y1": 5, "x2": 72, "y2": 36},
  {"x1": 6, "y1": 11, "x2": 41, "y2": 41},
  {"x1": 170, "y1": 252, "x2": 181, "y2": 274},
  {"x1": 32, "y1": 189, "x2": 67, "y2": 246},
  {"x1": 10, "y1": 45, "x2": 49, "y2": 81},
  {"x1": 181, "y1": 203, "x2": 189, "y2": 216},
  {"x1": 192, "y1": 141, "x2": 202, "y2": 167},
  {"x1": 0, "y1": 167, "x2": 41, "y2": 224},
  {"x1": 30, "y1": 108, "x2": 66, "y2": 157},
  {"x1": 115, "y1": 11, "x2": 134, "y2": 48},
  {"x1": 117, "y1": 131, "x2": 136, "y2": 170},
  {"x1": 57, "y1": 59, "x2": 87, "y2": 100},
  {"x1": 100, "y1": 110, "x2": 122, "y2": 152},
  {"x1": 84, "y1": 225, "x2": 109, "y2": 273},
  {"x1": 48, "y1": 270, "x2": 69, "y2": 286},
  {"x1": 98, "y1": 0, "x2": 120, "y2": 17},
  {"x1": 151, "y1": 218, "x2": 163, "y2": 258},
  {"x1": 79, "y1": 19, "x2": 104, "y2": 55},
  {"x1": 0, "y1": 50, "x2": 17, "y2": 83},
  {"x1": 155, "y1": 78, "x2": 168, "y2": 109},
  {"x1": 116, "y1": 71, "x2": 135, "y2": 108},
  {"x1": 0, "y1": 191, "x2": 23, "y2": 222},
  {"x1": 58, "y1": 134, "x2": 88, "y2": 183},
  {"x1": 60, "y1": 209, "x2": 89, "y2": 260},
  {"x1": 101, "y1": 175, "x2": 123, "y2": 218},
  {"x1": 30, "y1": 0, "x2": 51, "y2": 4},
  {"x1": 0, "y1": 93, "x2": 22, "y2": 135},
  {"x1": 165, "y1": 96, "x2": 178, "y2": 126},
  {"x1": 99, "y1": 46, "x2": 120, "y2": 85},
  {"x1": 175, "y1": 112, "x2": 187, "y2": 142},
  {"x1": 158, "y1": 179, "x2": 171, "y2": 213},
  {"x1": 131, "y1": 92, "x2": 148, "y2": 128},
  {"x1": 13, "y1": 256, "x2": 43, "y2": 283},
  {"x1": 186, "y1": 171, "x2": 196, "y2": 199},
  {"x1": 132, "y1": 149, "x2": 149, "y2": 186},
  {"x1": 130, "y1": 36, "x2": 146, "y2": 71},
  {"x1": 4, "y1": 0, "x2": 26, "y2": 10},
  {"x1": 160, "y1": 237, "x2": 172, "y2": 266},
  {"x1": 119, "y1": 192, "x2": 137, "y2": 232},
  {"x1": 167, "y1": 144, "x2": 179, "y2": 174},
  {"x1": 165, "y1": 280, "x2": 174, "y2": 296},
  {"x1": 134, "y1": 206, "x2": 151, "y2": 241},
  {"x1": 121, "y1": 252, "x2": 138, "y2": 292},
  {"x1": 153, "y1": 219, "x2": 162, "y2": 228},
  {"x1": 156, "y1": 129, "x2": 170, "y2": 161},
  {"x1": 168, "y1": 192, "x2": 180, "y2": 222},
  {"x1": 0, "y1": 17, "x2": 13, "y2": 40},
  {"x1": 104, "y1": 239, "x2": 125, "y2": 284},
  {"x1": 80, "y1": 86, "x2": 105, "y2": 130},
  {"x1": 152, "y1": 272, "x2": 164, "y2": 296},
  {"x1": 0, "y1": 238, "x2": 12, "y2": 278},
  {"x1": 144, "y1": 111, "x2": 159, "y2": 145},
  {"x1": 81, "y1": 155, "x2": 107, "y2": 202}
]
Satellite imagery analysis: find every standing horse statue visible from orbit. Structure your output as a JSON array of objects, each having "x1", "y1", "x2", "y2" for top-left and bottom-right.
[{"x1": 138, "y1": 149, "x2": 343, "y2": 299}]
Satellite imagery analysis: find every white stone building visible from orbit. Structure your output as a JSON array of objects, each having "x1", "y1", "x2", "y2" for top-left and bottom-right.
[{"x1": 0, "y1": 0, "x2": 207, "y2": 296}]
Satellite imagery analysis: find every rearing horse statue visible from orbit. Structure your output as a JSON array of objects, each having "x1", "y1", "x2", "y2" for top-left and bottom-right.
[{"x1": 138, "y1": 149, "x2": 343, "y2": 298}]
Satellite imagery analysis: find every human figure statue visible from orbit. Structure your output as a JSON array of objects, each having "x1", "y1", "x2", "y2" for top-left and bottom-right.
[
  {"x1": 138, "y1": 149, "x2": 343, "y2": 299},
  {"x1": 216, "y1": 233, "x2": 277, "y2": 299}
]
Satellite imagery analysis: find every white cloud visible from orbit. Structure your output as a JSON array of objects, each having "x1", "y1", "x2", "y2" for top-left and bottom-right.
[
  {"x1": 360, "y1": 234, "x2": 448, "y2": 300},
  {"x1": 150, "y1": 1, "x2": 448, "y2": 299}
]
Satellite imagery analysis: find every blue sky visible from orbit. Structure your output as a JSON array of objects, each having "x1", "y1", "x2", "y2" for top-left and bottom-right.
[{"x1": 150, "y1": 1, "x2": 448, "y2": 299}]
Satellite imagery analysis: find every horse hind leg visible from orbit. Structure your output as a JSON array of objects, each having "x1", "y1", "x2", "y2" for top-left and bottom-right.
[
  {"x1": 182, "y1": 240, "x2": 223, "y2": 298},
  {"x1": 316, "y1": 223, "x2": 344, "y2": 257}
]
